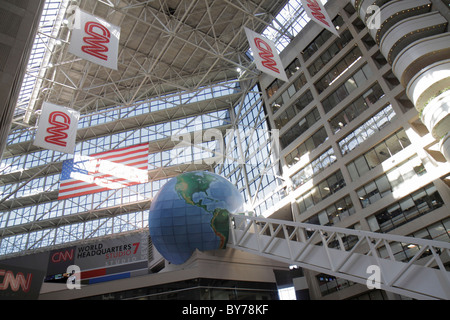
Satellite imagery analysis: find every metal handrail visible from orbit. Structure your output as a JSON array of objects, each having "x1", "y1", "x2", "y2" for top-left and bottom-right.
[{"x1": 228, "y1": 213, "x2": 450, "y2": 300}]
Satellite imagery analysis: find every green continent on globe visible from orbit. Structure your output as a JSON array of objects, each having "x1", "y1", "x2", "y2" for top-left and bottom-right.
[
  {"x1": 175, "y1": 172, "x2": 229, "y2": 248},
  {"x1": 174, "y1": 171, "x2": 217, "y2": 208},
  {"x1": 211, "y1": 207, "x2": 230, "y2": 248}
]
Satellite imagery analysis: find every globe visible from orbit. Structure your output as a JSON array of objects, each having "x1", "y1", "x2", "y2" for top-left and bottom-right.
[{"x1": 148, "y1": 171, "x2": 244, "y2": 265}]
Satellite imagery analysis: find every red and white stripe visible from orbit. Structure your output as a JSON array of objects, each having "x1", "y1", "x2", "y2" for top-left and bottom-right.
[{"x1": 58, "y1": 143, "x2": 148, "y2": 200}]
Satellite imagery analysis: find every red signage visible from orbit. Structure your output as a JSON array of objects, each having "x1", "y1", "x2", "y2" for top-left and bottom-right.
[
  {"x1": 68, "y1": 8, "x2": 120, "y2": 70},
  {"x1": 254, "y1": 38, "x2": 280, "y2": 74},
  {"x1": 82, "y1": 21, "x2": 111, "y2": 61},
  {"x1": 51, "y1": 249, "x2": 75, "y2": 263},
  {"x1": 0, "y1": 270, "x2": 33, "y2": 293},
  {"x1": 306, "y1": 0, "x2": 330, "y2": 27},
  {"x1": 244, "y1": 27, "x2": 288, "y2": 82},
  {"x1": 44, "y1": 111, "x2": 71, "y2": 147},
  {"x1": 300, "y1": 0, "x2": 339, "y2": 36},
  {"x1": 33, "y1": 102, "x2": 79, "y2": 154}
]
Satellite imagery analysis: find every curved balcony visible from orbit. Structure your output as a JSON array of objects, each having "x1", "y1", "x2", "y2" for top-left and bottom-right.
[
  {"x1": 440, "y1": 132, "x2": 450, "y2": 162},
  {"x1": 392, "y1": 33, "x2": 450, "y2": 87},
  {"x1": 420, "y1": 90, "x2": 450, "y2": 139},
  {"x1": 406, "y1": 59, "x2": 450, "y2": 112},
  {"x1": 368, "y1": 0, "x2": 431, "y2": 45},
  {"x1": 379, "y1": 11, "x2": 448, "y2": 64}
]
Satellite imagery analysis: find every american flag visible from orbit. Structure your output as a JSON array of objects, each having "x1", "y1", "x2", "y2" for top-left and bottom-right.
[{"x1": 58, "y1": 143, "x2": 149, "y2": 200}]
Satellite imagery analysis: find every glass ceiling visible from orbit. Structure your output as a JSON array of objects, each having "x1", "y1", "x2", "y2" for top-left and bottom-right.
[
  {"x1": 14, "y1": 0, "x2": 66, "y2": 118},
  {"x1": 0, "y1": 0, "x2": 332, "y2": 256},
  {"x1": 13, "y1": 0, "x2": 317, "y2": 120}
]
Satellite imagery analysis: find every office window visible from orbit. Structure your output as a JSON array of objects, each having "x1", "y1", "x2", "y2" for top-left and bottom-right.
[
  {"x1": 291, "y1": 148, "x2": 337, "y2": 189},
  {"x1": 357, "y1": 155, "x2": 427, "y2": 208},
  {"x1": 314, "y1": 46, "x2": 362, "y2": 93},
  {"x1": 273, "y1": 89, "x2": 313, "y2": 129},
  {"x1": 305, "y1": 195, "x2": 355, "y2": 226},
  {"x1": 346, "y1": 129, "x2": 411, "y2": 180},
  {"x1": 296, "y1": 170, "x2": 346, "y2": 214},
  {"x1": 338, "y1": 105, "x2": 396, "y2": 156},
  {"x1": 301, "y1": 16, "x2": 346, "y2": 62},
  {"x1": 285, "y1": 127, "x2": 329, "y2": 167},
  {"x1": 369, "y1": 184, "x2": 444, "y2": 233},
  {"x1": 321, "y1": 64, "x2": 373, "y2": 113},
  {"x1": 280, "y1": 107, "x2": 320, "y2": 148}
]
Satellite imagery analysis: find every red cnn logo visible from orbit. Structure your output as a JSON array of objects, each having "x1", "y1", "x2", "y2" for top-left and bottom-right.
[
  {"x1": 306, "y1": 0, "x2": 330, "y2": 27},
  {"x1": 44, "y1": 111, "x2": 71, "y2": 147},
  {"x1": 254, "y1": 38, "x2": 280, "y2": 74},
  {"x1": 0, "y1": 270, "x2": 33, "y2": 293},
  {"x1": 82, "y1": 21, "x2": 111, "y2": 61},
  {"x1": 51, "y1": 249, "x2": 74, "y2": 263}
]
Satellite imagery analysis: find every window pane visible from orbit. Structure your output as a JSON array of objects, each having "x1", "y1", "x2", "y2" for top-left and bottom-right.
[
  {"x1": 352, "y1": 69, "x2": 366, "y2": 87},
  {"x1": 357, "y1": 187, "x2": 369, "y2": 207},
  {"x1": 400, "y1": 197, "x2": 418, "y2": 221},
  {"x1": 347, "y1": 162, "x2": 359, "y2": 181},
  {"x1": 304, "y1": 192, "x2": 315, "y2": 209},
  {"x1": 311, "y1": 187, "x2": 321, "y2": 204},
  {"x1": 412, "y1": 189, "x2": 429, "y2": 213},
  {"x1": 318, "y1": 210, "x2": 329, "y2": 225},
  {"x1": 344, "y1": 78, "x2": 358, "y2": 94},
  {"x1": 365, "y1": 149, "x2": 381, "y2": 169},
  {"x1": 385, "y1": 134, "x2": 403, "y2": 156},
  {"x1": 362, "y1": 64, "x2": 373, "y2": 78},
  {"x1": 375, "y1": 175, "x2": 391, "y2": 197},
  {"x1": 318, "y1": 180, "x2": 331, "y2": 199},
  {"x1": 354, "y1": 155, "x2": 370, "y2": 177},
  {"x1": 368, "y1": 215, "x2": 380, "y2": 232},
  {"x1": 397, "y1": 130, "x2": 411, "y2": 148},
  {"x1": 365, "y1": 181, "x2": 380, "y2": 204},
  {"x1": 387, "y1": 204, "x2": 404, "y2": 229}
]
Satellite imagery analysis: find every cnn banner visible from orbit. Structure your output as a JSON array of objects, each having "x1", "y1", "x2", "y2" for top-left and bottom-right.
[
  {"x1": 300, "y1": 0, "x2": 339, "y2": 36},
  {"x1": 33, "y1": 102, "x2": 80, "y2": 154},
  {"x1": 0, "y1": 263, "x2": 45, "y2": 300},
  {"x1": 244, "y1": 27, "x2": 288, "y2": 82},
  {"x1": 45, "y1": 232, "x2": 148, "y2": 286},
  {"x1": 69, "y1": 8, "x2": 120, "y2": 70}
]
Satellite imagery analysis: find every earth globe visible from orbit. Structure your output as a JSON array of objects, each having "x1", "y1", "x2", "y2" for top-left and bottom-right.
[{"x1": 148, "y1": 171, "x2": 244, "y2": 265}]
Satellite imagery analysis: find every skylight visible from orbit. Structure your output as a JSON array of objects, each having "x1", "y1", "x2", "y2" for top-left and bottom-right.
[
  {"x1": 15, "y1": 0, "x2": 66, "y2": 120},
  {"x1": 263, "y1": 0, "x2": 329, "y2": 52}
]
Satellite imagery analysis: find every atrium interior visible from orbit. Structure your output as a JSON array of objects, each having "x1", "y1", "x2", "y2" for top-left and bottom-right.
[{"x1": 0, "y1": 0, "x2": 449, "y2": 300}]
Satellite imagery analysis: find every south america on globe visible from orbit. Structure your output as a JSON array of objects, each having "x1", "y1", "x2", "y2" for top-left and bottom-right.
[{"x1": 148, "y1": 171, "x2": 244, "y2": 265}]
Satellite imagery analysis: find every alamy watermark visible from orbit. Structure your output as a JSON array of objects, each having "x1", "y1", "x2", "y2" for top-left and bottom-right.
[
  {"x1": 366, "y1": 264, "x2": 381, "y2": 290},
  {"x1": 366, "y1": 5, "x2": 382, "y2": 31},
  {"x1": 66, "y1": 265, "x2": 81, "y2": 290},
  {"x1": 170, "y1": 127, "x2": 281, "y2": 168}
]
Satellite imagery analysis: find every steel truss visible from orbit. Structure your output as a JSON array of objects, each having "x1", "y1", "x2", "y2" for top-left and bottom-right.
[{"x1": 228, "y1": 212, "x2": 450, "y2": 300}]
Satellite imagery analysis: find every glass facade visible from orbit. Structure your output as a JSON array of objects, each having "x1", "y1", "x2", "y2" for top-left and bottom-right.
[
  {"x1": 261, "y1": 2, "x2": 450, "y2": 262},
  {"x1": 1, "y1": 0, "x2": 450, "y2": 301}
]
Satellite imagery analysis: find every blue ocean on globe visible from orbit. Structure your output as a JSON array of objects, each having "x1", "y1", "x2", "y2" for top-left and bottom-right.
[{"x1": 148, "y1": 171, "x2": 244, "y2": 265}]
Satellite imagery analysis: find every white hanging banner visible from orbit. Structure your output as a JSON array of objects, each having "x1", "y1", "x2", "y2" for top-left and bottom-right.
[
  {"x1": 244, "y1": 27, "x2": 288, "y2": 82},
  {"x1": 68, "y1": 8, "x2": 120, "y2": 70},
  {"x1": 33, "y1": 102, "x2": 80, "y2": 154},
  {"x1": 300, "y1": 0, "x2": 339, "y2": 36}
]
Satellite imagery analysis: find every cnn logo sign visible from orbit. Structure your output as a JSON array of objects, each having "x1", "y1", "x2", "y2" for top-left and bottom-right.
[
  {"x1": 51, "y1": 249, "x2": 74, "y2": 263},
  {"x1": 68, "y1": 7, "x2": 120, "y2": 70},
  {"x1": 0, "y1": 270, "x2": 32, "y2": 293},
  {"x1": 33, "y1": 102, "x2": 79, "y2": 154}
]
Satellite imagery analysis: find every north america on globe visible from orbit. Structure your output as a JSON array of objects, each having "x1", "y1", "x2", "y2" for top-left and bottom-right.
[{"x1": 148, "y1": 171, "x2": 244, "y2": 265}]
